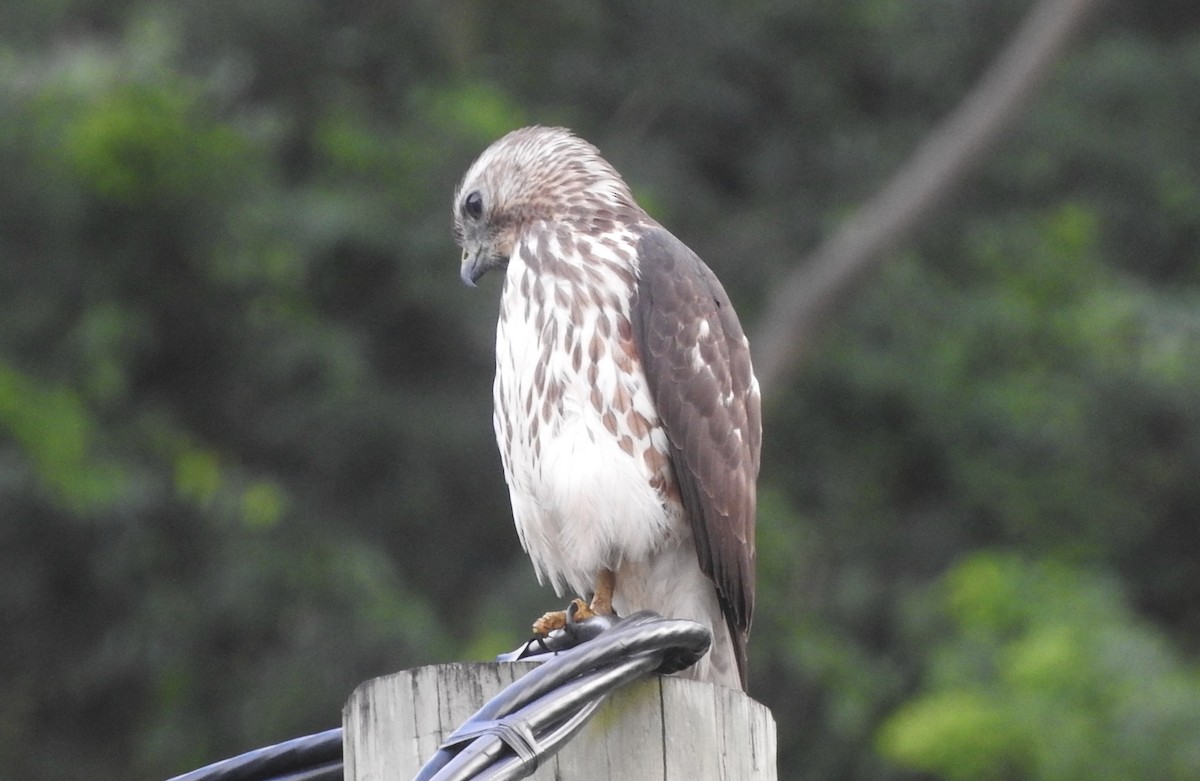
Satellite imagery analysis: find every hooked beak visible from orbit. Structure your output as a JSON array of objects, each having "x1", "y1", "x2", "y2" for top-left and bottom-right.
[{"x1": 460, "y1": 249, "x2": 483, "y2": 288}]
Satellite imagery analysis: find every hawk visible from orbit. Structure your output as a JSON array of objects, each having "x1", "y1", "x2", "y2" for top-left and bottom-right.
[{"x1": 453, "y1": 126, "x2": 761, "y2": 689}]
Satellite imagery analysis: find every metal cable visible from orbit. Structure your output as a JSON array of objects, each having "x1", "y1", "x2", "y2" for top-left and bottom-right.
[
  {"x1": 165, "y1": 611, "x2": 710, "y2": 781},
  {"x1": 165, "y1": 728, "x2": 343, "y2": 781},
  {"x1": 415, "y1": 611, "x2": 711, "y2": 780},
  {"x1": 458, "y1": 656, "x2": 658, "y2": 781}
]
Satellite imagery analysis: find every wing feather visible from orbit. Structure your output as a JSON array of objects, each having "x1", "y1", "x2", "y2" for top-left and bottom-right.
[{"x1": 631, "y1": 227, "x2": 761, "y2": 687}]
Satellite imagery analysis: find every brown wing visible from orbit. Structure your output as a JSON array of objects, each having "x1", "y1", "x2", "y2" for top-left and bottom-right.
[{"x1": 631, "y1": 226, "x2": 761, "y2": 688}]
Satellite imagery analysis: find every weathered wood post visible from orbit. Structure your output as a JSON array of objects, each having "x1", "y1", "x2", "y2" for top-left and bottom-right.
[{"x1": 343, "y1": 662, "x2": 777, "y2": 779}]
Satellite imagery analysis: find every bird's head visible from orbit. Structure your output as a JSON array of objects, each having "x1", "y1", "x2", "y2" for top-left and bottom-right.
[{"x1": 452, "y1": 126, "x2": 638, "y2": 286}]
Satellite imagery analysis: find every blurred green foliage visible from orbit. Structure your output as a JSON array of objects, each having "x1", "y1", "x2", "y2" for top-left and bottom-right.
[
  {"x1": 1, "y1": 2, "x2": 1199, "y2": 780},
  {"x1": 59, "y1": 80, "x2": 243, "y2": 204},
  {"x1": 0, "y1": 364, "x2": 125, "y2": 509},
  {"x1": 879, "y1": 553, "x2": 1200, "y2": 780}
]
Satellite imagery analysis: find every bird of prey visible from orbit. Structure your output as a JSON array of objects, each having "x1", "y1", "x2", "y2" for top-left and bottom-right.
[{"x1": 453, "y1": 126, "x2": 761, "y2": 689}]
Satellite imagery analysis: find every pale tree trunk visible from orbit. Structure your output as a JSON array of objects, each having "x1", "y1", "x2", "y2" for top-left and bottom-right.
[{"x1": 752, "y1": 0, "x2": 1105, "y2": 396}]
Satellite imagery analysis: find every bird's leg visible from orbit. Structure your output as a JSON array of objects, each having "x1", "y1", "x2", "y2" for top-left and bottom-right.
[
  {"x1": 531, "y1": 568, "x2": 617, "y2": 636},
  {"x1": 589, "y1": 568, "x2": 616, "y2": 616}
]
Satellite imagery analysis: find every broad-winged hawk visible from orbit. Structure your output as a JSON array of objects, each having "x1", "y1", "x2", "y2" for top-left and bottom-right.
[{"x1": 454, "y1": 126, "x2": 761, "y2": 689}]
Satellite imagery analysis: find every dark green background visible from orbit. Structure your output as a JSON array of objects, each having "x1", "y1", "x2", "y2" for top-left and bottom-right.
[{"x1": 2, "y1": 2, "x2": 1199, "y2": 779}]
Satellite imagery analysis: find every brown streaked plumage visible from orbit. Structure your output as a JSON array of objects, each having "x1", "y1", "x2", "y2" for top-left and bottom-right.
[{"x1": 453, "y1": 126, "x2": 761, "y2": 689}]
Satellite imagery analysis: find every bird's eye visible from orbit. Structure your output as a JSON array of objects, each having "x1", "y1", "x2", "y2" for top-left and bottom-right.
[{"x1": 463, "y1": 191, "x2": 484, "y2": 220}]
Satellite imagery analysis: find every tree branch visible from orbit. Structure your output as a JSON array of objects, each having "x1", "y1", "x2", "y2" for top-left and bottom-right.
[{"x1": 751, "y1": 0, "x2": 1104, "y2": 397}]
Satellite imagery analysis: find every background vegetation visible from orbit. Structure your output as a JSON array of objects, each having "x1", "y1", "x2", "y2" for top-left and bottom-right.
[{"x1": 2, "y1": 1, "x2": 1199, "y2": 779}]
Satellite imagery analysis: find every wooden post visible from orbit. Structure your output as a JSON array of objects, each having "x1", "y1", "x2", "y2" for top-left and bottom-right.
[{"x1": 343, "y1": 662, "x2": 777, "y2": 779}]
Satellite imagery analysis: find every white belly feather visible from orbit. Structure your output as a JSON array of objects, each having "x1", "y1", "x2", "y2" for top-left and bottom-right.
[{"x1": 492, "y1": 228, "x2": 683, "y2": 598}]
